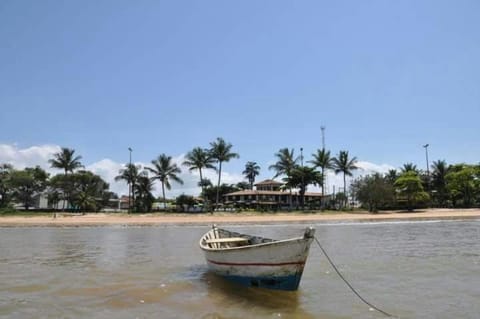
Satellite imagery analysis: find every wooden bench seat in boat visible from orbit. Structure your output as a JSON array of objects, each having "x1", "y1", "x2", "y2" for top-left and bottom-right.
[{"x1": 205, "y1": 237, "x2": 249, "y2": 244}]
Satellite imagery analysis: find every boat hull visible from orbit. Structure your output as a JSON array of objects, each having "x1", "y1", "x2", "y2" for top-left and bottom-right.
[{"x1": 201, "y1": 230, "x2": 314, "y2": 291}]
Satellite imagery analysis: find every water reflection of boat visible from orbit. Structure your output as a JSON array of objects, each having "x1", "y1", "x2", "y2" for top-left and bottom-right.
[{"x1": 199, "y1": 225, "x2": 315, "y2": 291}]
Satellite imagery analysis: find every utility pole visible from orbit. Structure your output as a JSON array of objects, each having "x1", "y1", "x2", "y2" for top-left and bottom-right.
[
  {"x1": 300, "y1": 147, "x2": 304, "y2": 167},
  {"x1": 423, "y1": 143, "x2": 430, "y2": 194},
  {"x1": 321, "y1": 125, "x2": 328, "y2": 201},
  {"x1": 321, "y1": 126, "x2": 326, "y2": 150},
  {"x1": 128, "y1": 147, "x2": 132, "y2": 213},
  {"x1": 300, "y1": 147, "x2": 304, "y2": 209}
]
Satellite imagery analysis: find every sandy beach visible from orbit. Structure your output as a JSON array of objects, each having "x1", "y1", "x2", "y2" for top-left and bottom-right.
[{"x1": 0, "y1": 208, "x2": 479, "y2": 227}]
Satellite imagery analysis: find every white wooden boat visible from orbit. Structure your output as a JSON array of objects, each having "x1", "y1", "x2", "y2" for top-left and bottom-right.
[{"x1": 199, "y1": 225, "x2": 315, "y2": 291}]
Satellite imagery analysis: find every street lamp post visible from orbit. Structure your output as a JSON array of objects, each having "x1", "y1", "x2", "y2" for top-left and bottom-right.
[
  {"x1": 423, "y1": 143, "x2": 430, "y2": 193},
  {"x1": 300, "y1": 147, "x2": 304, "y2": 209},
  {"x1": 128, "y1": 147, "x2": 132, "y2": 213},
  {"x1": 300, "y1": 147, "x2": 304, "y2": 167}
]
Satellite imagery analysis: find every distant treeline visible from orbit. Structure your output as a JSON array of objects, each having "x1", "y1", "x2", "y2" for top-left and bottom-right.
[
  {"x1": 1, "y1": 140, "x2": 478, "y2": 213},
  {"x1": 351, "y1": 162, "x2": 480, "y2": 212}
]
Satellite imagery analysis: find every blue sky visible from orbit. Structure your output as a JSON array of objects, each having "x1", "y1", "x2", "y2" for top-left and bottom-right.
[{"x1": 1, "y1": 1, "x2": 479, "y2": 196}]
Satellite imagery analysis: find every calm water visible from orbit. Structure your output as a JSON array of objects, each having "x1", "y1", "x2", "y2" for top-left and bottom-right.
[{"x1": 0, "y1": 219, "x2": 479, "y2": 319}]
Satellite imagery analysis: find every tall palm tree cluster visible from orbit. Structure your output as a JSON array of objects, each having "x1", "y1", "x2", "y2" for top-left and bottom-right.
[
  {"x1": 268, "y1": 148, "x2": 358, "y2": 209},
  {"x1": 182, "y1": 137, "x2": 238, "y2": 211},
  {"x1": 115, "y1": 137, "x2": 239, "y2": 213},
  {"x1": 115, "y1": 154, "x2": 183, "y2": 213}
]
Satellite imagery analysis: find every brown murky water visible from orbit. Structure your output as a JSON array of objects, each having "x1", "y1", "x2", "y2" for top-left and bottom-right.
[{"x1": 0, "y1": 220, "x2": 479, "y2": 318}]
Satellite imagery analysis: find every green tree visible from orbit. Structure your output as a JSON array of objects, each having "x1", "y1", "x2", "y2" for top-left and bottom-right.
[
  {"x1": 176, "y1": 194, "x2": 197, "y2": 212},
  {"x1": 209, "y1": 138, "x2": 239, "y2": 209},
  {"x1": 235, "y1": 181, "x2": 251, "y2": 190},
  {"x1": 47, "y1": 189, "x2": 61, "y2": 210},
  {"x1": 385, "y1": 169, "x2": 398, "y2": 185},
  {"x1": 115, "y1": 163, "x2": 142, "y2": 212},
  {"x1": 283, "y1": 165, "x2": 322, "y2": 209},
  {"x1": 48, "y1": 147, "x2": 83, "y2": 211},
  {"x1": 309, "y1": 148, "x2": 334, "y2": 207},
  {"x1": 10, "y1": 166, "x2": 49, "y2": 210},
  {"x1": 351, "y1": 173, "x2": 394, "y2": 212},
  {"x1": 269, "y1": 148, "x2": 299, "y2": 209},
  {"x1": 135, "y1": 174, "x2": 155, "y2": 212},
  {"x1": 71, "y1": 170, "x2": 111, "y2": 212},
  {"x1": 400, "y1": 163, "x2": 418, "y2": 174},
  {"x1": 48, "y1": 174, "x2": 71, "y2": 210},
  {"x1": 269, "y1": 148, "x2": 298, "y2": 178},
  {"x1": 49, "y1": 147, "x2": 83, "y2": 174},
  {"x1": 198, "y1": 178, "x2": 213, "y2": 189},
  {"x1": 332, "y1": 150, "x2": 358, "y2": 207},
  {"x1": 147, "y1": 154, "x2": 184, "y2": 204},
  {"x1": 201, "y1": 183, "x2": 239, "y2": 206},
  {"x1": 183, "y1": 147, "x2": 216, "y2": 207},
  {"x1": 394, "y1": 171, "x2": 429, "y2": 211},
  {"x1": 445, "y1": 164, "x2": 477, "y2": 207},
  {"x1": 431, "y1": 160, "x2": 449, "y2": 207},
  {"x1": 243, "y1": 161, "x2": 260, "y2": 190},
  {"x1": 0, "y1": 164, "x2": 14, "y2": 208}
]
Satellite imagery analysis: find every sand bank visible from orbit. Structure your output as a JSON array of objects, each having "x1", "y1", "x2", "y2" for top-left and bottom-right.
[{"x1": 0, "y1": 208, "x2": 479, "y2": 227}]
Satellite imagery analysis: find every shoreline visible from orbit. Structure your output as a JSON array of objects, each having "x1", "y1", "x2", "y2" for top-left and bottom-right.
[{"x1": 0, "y1": 208, "x2": 479, "y2": 227}]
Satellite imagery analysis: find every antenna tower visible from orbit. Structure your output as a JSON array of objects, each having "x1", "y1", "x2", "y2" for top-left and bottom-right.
[
  {"x1": 320, "y1": 126, "x2": 328, "y2": 194},
  {"x1": 321, "y1": 126, "x2": 326, "y2": 149}
]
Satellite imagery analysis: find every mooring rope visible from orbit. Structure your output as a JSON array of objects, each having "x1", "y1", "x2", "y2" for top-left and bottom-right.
[{"x1": 314, "y1": 237, "x2": 395, "y2": 317}]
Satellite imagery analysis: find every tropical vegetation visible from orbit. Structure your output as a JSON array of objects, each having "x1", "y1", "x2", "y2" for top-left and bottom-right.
[
  {"x1": 332, "y1": 150, "x2": 358, "y2": 207},
  {"x1": 209, "y1": 137, "x2": 239, "y2": 208},
  {"x1": 243, "y1": 161, "x2": 260, "y2": 190},
  {"x1": 1, "y1": 141, "x2": 479, "y2": 214},
  {"x1": 309, "y1": 148, "x2": 334, "y2": 206},
  {"x1": 147, "y1": 154, "x2": 184, "y2": 205}
]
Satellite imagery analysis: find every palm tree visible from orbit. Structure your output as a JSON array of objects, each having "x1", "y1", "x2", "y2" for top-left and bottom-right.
[
  {"x1": 147, "y1": 154, "x2": 184, "y2": 204},
  {"x1": 115, "y1": 163, "x2": 142, "y2": 212},
  {"x1": 209, "y1": 138, "x2": 239, "y2": 209},
  {"x1": 183, "y1": 147, "x2": 216, "y2": 199},
  {"x1": 135, "y1": 174, "x2": 155, "y2": 212},
  {"x1": 243, "y1": 161, "x2": 260, "y2": 189},
  {"x1": 394, "y1": 171, "x2": 428, "y2": 211},
  {"x1": 198, "y1": 178, "x2": 213, "y2": 189},
  {"x1": 385, "y1": 169, "x2": 398, "y2": 185},
  {"x1": 269, "y1": 148, "x2": 299, "y2": 209},
  {"x1": 431, "y1": 160, "x2": 449, "y2": 207},
  {"x1": 49, "y1": 147, "x2": 83, "y2": 212},
  {"x1": 332, "y1": 150, "x2": 358, "y2": 207},
  {"x1": 236, "y1": 181, "x2": 251, "y2": 190},
  {"x1": 401, "y1": 163, "x2": 418, "y2": 174},
  {"x1": 49, "y1": 147, "x2": 83, "y2": 174},
  {"x1": 269, "y1": 148, "x2": 298, "y2": 178},
  {"x1": 284, "y1": 165, "x2": 322, "y2": 209},
  {"x1": 0, "y1": 164, "x2": 13, "y2": 208},
  {"x1": 309, "y1": 148, "x2": 334, "y2": 204}
]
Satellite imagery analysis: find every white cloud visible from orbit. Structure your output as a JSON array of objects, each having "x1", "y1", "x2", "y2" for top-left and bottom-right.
[
  {"x1": 356, "y1": 161, "x2": 395, "y2": 174},
  {"x1": 321, "y1": 160, "x2": 395, "y2": 194},
  {"x1": 0, "y1": 144, "x2": 61, "y2": 171}
]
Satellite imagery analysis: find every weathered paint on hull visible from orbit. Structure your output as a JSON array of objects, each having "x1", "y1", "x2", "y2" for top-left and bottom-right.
[{"x1": 202, "y1": 236, "x2": 313, "y2": 291}]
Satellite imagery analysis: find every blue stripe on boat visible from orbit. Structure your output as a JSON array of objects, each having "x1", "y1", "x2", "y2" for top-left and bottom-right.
[{"x1": 221, "y1": 273, "x2": 303, "y2": 291}]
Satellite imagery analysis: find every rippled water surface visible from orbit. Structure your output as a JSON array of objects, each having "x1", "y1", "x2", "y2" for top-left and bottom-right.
[{"x1": 1, "y1": 219, "x2": 479, "y2": 318}]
